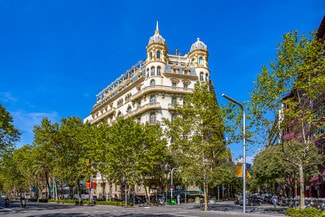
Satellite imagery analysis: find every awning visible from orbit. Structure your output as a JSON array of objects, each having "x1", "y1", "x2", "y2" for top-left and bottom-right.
[
  {"x1": 162, "y1": 190, "x2": 203, "y2": 195},
  {"x1": 310, "y1": 175, "x2": 319, "y2": 182}
]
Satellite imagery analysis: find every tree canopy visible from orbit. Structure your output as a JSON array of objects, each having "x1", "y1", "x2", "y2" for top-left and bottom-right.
[
  {"x1": 0, "y1": 104, "x2": 20, "y2": 154},
  {"x1": 249, "y1": 30, "x2": 325, "y2": 207},
  {"x1": 163, "y1": 82, "x2": 230, "y2": 211}
]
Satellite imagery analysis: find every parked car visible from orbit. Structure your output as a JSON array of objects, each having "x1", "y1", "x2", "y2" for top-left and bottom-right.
[
  {"x1": 261, "y1": 193, "x2": 273, "y2": 203},
  {"x1": 239, "y1": 195, "x2": 262, "y2": 206},
  {"x1": 234, "y1": 196, "x2": 241, "y2": 205},
  {"x1": 97, "y1": 196, "x2": 106, "y2": 201}
]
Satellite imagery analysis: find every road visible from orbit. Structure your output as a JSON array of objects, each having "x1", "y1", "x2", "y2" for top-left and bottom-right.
[{"x1": 0, "y1": 200, "x2": 287, "y2": 217}]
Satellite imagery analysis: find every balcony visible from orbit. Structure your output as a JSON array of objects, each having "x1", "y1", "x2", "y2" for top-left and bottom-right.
[
  {"x1": 132, "y1": 85, "x2": 193, "y2": 102},
  {"x1": 168, "y1": 103, "x2": 176, "y2": 111},
  {"x1": 125, "y1": 102, "x2": 161, "y2": 118},
  {"x1": 91, "y1": 108, "x2": 116, "y2": 125}
]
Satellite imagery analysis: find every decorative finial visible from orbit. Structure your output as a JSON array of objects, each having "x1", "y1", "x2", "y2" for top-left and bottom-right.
[{"x1": 155, "y1": 21, "x2": 160, "y2": 34}]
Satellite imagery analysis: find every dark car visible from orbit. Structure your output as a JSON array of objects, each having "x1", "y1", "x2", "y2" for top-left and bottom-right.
[
  {"x1": 234, "y1": 197, "x2": 241, "y2": 205},
  {"x1": 239, "y1": 195, "x2": 261, "y2": 206}
]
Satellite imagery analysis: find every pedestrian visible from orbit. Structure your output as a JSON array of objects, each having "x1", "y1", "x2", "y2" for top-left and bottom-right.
[
  {"x1": 272, "y1": 194, "x2": 278, "y2": 208},
  {"x1": 177, "y1": 194, "x2": 180, "y2": 205},
  {"x1": 20, "y1": 195, "x2": 26, "y2": 208}
]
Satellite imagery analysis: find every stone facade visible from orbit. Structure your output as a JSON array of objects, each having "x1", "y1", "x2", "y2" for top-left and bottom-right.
[{"x1": 84, "y1": 22, "x2": 211, "y2": 200}]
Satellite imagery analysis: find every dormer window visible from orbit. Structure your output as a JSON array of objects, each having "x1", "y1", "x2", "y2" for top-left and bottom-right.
[{"x1": 157, "y1": 50, "x2": 161, "y2": 59}]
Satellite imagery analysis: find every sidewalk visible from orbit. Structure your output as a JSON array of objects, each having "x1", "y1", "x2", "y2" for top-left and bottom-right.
[{"x1": 185, "y1": 200, "x2": 287, "y2": 216}]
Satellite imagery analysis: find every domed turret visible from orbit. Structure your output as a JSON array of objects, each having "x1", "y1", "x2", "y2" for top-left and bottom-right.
[
  {"x1": 146, "y1": 21, "x2": 168, "y2": 65},
  {"x1": 188, "y1": 37, "x2": 209, "y2": 68},
  {"x1": 188, "y1": 37, "x2": 209, "y2": 82},
  {"x1": 190, "y1": 38, "x2": 207, "y2": 51},
  {"x1": 148, "y1": 21, "x2": 166, "y2": 45}
]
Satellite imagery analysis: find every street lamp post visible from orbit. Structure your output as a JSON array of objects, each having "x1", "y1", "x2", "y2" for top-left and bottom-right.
[
  {"x1": 171, "y1": 168, "x2": 178, "y2": 205},
  {"x1": 222, "y1": 93, "x2": 246, "y2": 214}
]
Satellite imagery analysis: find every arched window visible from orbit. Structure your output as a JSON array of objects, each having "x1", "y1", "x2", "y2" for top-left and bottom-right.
[
  {"x1": 151, "y1": 67, "x2": 155, "y2": 76},
  {"x1": 127, "y1": 106, "x2": 132, "y2": 113},
  {"x1": 157, "y1": 50, "x2": 161, "y2": 59},
  {"x1": 191, "y1": 58, "x2": 195, "y2": 66},
  {"x1": 150, "y1": 79, "x2": 155, "y2": 87},
  {"x1": 171, "y1": 113, "x2": 175, "y2": 122},
  {"x1": 198, "y1": 57, "x2": 203, "y2": 65},
  {"x1": 157, "y1": 66, "x2": 161, "y2": 75},
  {"x1": 171, "y1": 97, "x2": 176, "y2": 105},
  {"x1": 150, "y1": 113, "x2": 156, "y2": 124},
  {"x1": 150, "y1": 95, "x2": 156, "y2": 103},
  {"x1": 205, "y1": 73, "x2": 209, "y2": 81},
  {"x1": 200, "y1": 72, "x2": 204, "y2": 81}
]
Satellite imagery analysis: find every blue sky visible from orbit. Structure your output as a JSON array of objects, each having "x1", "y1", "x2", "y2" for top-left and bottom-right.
[{"x1": 0, "y1": 0, "x2": 324, "y2": 163}]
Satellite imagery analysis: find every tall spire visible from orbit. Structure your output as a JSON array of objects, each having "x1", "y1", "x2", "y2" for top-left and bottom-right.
[
  {"x1": 155, "y1": 21, "x2": 159, "y2": 34},
  {"x1": 148, "y1": 21, "x2": 165, "y2": 45}
]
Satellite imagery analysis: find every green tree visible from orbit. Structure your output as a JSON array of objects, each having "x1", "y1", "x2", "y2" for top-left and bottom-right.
[
  {"x1": 0, "y1": 104, "x2": 20, "y2": 154},
  {"x1": 103, "y1": 117, "x2": 167, "y2": 203},
  {"x1": 105, "y1": 118, "x2": 142, "y2": 185},
  {"x1": 0, "y1": 145, "x2": 34, "y2": 195},
  {"x1": 250, "y1": 31, "x2": 325, "y2": 207},
  {"x1": 33, "y1": 117, "x2": 59, "y2": 199},
  {"x1": 56, "y1": 116, "x2": 88, "y2": 200},
  {"x1": 136, "y1": 123, "x2": 167, "y2": 199},
  {"x1": 84, "y1": 122, "x2": 111, "y2": 200},
  {"x1": 163, "y1": 82, "x2": 229, "y2": 211}
]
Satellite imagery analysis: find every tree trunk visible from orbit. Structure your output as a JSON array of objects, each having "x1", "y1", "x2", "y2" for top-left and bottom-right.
[
  {"x1": 299, "y1": 164, "x2": 305, "y2": 208},
  {"x1": 77, "y1": 179, "x2": 82, "y2": 203},
  {"x1": 203, "y1": 181, "x2": 208, "y2": 211},
  {"x1": 45, "y1": 172, "x2": 50, "y2": 199}
]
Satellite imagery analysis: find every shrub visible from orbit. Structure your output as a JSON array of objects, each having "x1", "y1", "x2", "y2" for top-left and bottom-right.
[
  {"x1": 285, "y1": 207, "x2": 320, "y2": 217},
  {"x1": 320, "y1": 211, "x2": 325, "y2": 217}
]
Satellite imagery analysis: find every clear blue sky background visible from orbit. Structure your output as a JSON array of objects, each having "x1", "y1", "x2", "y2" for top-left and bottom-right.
[{"x1": 0, "y1": 0, "x2": 324, "y2": 163}]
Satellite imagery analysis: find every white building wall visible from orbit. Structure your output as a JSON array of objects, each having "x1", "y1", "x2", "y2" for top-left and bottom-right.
[{"x1": 83, "y1": 24, "x2": 210, "y2": 199}]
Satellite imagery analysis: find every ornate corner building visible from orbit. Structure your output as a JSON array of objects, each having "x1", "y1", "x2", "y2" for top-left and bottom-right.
[{"x1": 84, "y1": 22, "x2": 211, "y2": 126}]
